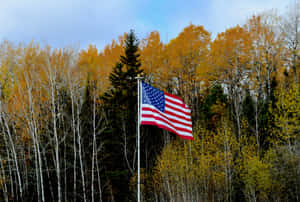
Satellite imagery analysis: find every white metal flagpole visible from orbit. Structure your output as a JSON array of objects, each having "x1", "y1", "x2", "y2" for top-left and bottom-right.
[{"x1": 136, "y1": 75, "x2": 143, "y2": 202}]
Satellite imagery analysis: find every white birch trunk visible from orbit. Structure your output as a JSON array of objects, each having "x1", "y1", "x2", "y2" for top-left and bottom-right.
[
  {"x1": 70, "y1": 89, "x2": 77, "y2": 201},
  {"x1": 76, "y1": 98, "x2": 87, "y2": 202},
  {"x1": 43, "y1": 148, "x2": 54, "y2": 200},
  {"x1": 0, "y1": 109, "x2": 23, "y2": 199},
  {"x1": 91, "y1": 91, "x2": 96, "y2": 202},
  {"x1": 46, "y1": 61, "x2": 61, "y2": 202},
  {"x1": 0, "y1": 155, "x2": 9, "y2": 202},
  {"x1": 24, "y1": 76, "x2": 45, "y2": 202}
]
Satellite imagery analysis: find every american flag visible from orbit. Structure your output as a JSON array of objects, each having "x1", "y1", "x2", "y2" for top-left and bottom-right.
[{"x1": 140, "y1": 82, "x2": 193, "y2": 140}]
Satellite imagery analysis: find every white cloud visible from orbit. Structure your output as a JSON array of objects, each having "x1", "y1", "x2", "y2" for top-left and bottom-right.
[
  {"x1": 0, "y1": 0, "x2": 296, "y2": 49},
  {"x1": 209, "y1": 0, "x2": 293, "y2": 35},
  {"x1": 0, "y1": 0, "x2": 138, "y2": 48},
  {"x1": 144, "y1": 0, "x2": 294, "y2": 43}
]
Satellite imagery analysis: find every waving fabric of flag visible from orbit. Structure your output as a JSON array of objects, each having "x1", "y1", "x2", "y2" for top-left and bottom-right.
[{"x1": 140, "y1": 82, "x2": 193, "y2": 140}]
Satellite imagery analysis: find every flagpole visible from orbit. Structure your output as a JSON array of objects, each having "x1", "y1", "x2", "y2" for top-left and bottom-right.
[{"x1": 136, "y1": 75, "x2": 143, "y2": 202}]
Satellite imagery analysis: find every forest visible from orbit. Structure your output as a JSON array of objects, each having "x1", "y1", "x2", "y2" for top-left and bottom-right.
[{"x1": 0, "y1": 2, "x2": 299, "y2": 202}]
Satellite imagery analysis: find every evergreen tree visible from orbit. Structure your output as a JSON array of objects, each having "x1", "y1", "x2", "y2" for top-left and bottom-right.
[
  {"x1": 259, "y1": 77, "x2": 278, "y2": 151},
  {"x1": 200, "y1": 84, "x2": 228, "y2": 130},
  {"x1": 242, "y1": 89, "x2": 255, "y2": 127},
  {"x1": 241, "y1": 88, "x2": 255, "y2": 139},
  {"x1": 102, "y1": 30, "x2": 143, "y2": 201}
]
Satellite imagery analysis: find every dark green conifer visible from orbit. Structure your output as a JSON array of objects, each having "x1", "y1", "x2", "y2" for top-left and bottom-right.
[{"x1": 102, "y1": 30, "x2": 143, "y2": 201}]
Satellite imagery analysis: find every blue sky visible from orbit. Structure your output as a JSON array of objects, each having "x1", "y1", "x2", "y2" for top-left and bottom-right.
[{"x1": 0, "y1": 0, "x2": 294, "y2": 50}]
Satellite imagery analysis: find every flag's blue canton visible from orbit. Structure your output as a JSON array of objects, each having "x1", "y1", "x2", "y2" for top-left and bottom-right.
[{"x1": 141, "y1": 82, "x2": 165, "y2": 112}]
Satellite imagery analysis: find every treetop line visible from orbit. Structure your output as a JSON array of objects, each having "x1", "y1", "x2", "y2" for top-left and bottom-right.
[{"x1": 0, "y1": 3, "x2": 299, "y2": 201}]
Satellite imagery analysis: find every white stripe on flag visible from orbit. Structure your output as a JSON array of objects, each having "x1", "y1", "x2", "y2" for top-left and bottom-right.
[
  {"x1": 141, "y1": 110, "x2": 192, "y2": 131},
  {"x1": 141, "y1": 104, "x2": 192, "y2": 125},
  {"x1": 141, "y1": 117, "x2": 193, "y2": 137}
]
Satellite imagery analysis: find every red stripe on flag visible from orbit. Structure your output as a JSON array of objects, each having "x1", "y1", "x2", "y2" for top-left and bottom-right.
[
  {"x1": 165, "y1": 103, "x2": 191, "y2": 116},
  {"x1": 164, "y1": 92, "x2": 184, "y2": 102},
  {"x1": 142, "y1": 107, "x2": 191, "y2": 123},
  {"x1": 142, "y1": 113, "x2": 192, "y2": 128},
  {"x1": 165, "y1": 97, "x2": 186, "y2": 108},
  {"x1": 141, "y1": 121, "x2": 194, "y2": 140},
  {"x1": 141, "y1": 114, "x2": 192, "y2": 133},
  {"x1": 163, "y1": 109, "x2": 191, "y2": 122}
]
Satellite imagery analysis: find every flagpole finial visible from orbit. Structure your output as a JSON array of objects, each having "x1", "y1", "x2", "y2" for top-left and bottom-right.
[{"x1": 135, "y1": 74, "x2": 143, "y2": 80}]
